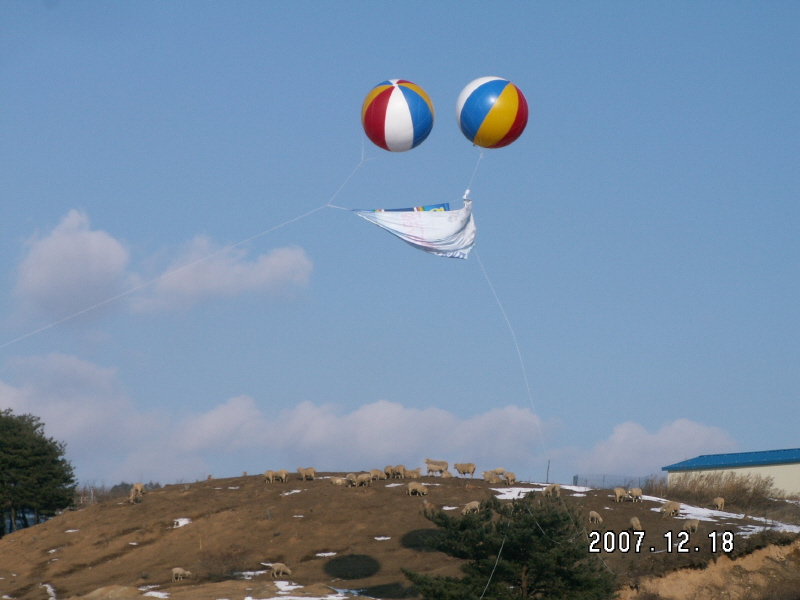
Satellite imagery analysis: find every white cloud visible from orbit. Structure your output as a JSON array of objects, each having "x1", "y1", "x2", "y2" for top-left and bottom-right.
[
  {"x1": 577, "y1": 419, "x2": 737, "y2": 476},
  {"x1": 14, "y1": 210, "x2": 130, "y2": 321},
  {"x1": 130, "y1": 236, "x2": 312, "y2": 311}
]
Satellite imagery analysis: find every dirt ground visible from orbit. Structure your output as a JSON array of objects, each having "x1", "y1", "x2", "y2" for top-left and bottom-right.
[{"x1": 0, "y1": 473, "x2": 796, "y2": 600}]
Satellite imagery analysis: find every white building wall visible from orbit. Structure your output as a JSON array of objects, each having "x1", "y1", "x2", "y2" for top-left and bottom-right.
[{"x1": 667, "y1": 463, "x2": 800, "y2": 495}]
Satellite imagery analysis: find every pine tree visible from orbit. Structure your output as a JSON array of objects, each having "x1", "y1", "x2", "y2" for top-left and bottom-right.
[
  {"x1": 0, "y1": 409, "x2": 76, "y2": 536},
  {"x1": 403, "y1": 494, "x2": 616, "y2": 600}
]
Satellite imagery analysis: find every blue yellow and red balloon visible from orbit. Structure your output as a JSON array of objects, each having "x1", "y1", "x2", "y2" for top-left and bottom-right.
[
  {"x1": 455, "y1": 77, "x2": 528, "y2": 148},
  {"x1": 361, "y1": 80, "x2": 434, "y2": 152}
]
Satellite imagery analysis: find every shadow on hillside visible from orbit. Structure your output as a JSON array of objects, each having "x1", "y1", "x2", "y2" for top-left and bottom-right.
[
  {"x1": 357, "y1": 582, "x2": 419, "y2": 599},
  {"x1": 324, "y1": 554, "x2": 380, "y2": 579},
  {"x1": 400, "y1": 528, "x2": 442, "y2": 552}
]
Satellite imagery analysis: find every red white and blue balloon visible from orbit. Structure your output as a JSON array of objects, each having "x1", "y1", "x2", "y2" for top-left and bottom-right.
[
  {"x1": 456, "y1": 77, "x2": 528, "y2": 148},
  {"x1": 361, "y1": 80, "x2": 435, "y2": 152}
]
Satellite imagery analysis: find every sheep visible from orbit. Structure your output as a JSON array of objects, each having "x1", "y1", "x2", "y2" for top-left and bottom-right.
[
  {"x1": 682, "y1": 519, "x2": 700, "y2": 533},
  {"x1": 481, "y1": 471, "x2": 502, "y2": 484},
  {"x1": 407, "y1": 482, "x2": 427, "y2": 496},
  {"x1": 355, "y1": 473, "x2": 372, "y2": 487},
  {"x1": 297, "y1": 467, "x2": 316, "y2": 481},
  {"x1": 330, "y1": 477, "x2": 346, "y2": 485},
  {"x1": 462, "y1": 501, "x2": 480, "y2": 515},
  {"x1": 425, "y1": 458, "x2": 449, "y2": 470},
  {"x1": 171, "y1": 567, "x2": 192, "y2": 581},
  {"x1": 613, "y1": 487, "x2": 627, "y2": 503},
  {"x1": 491, "y1": 467, "x2": 506, "y2": 475},
  {"x1": 627, "y1": 488, "x2": 643, "y2": 502},
  {"x1": 275, "y1": 470, "x2": 289, "y2": 483},
  {"x1": 660, "y1": 501, "x2": 681, "y2": 517},
  {"x1": 270, "y1": 563, "x2": 292, "y2": 578},
  {"x1": 441, "y1": 469, "x2": 453, "y2": 478},
  {"x1": 502, "y1": 472, "x2": 517, "y2": 485},
  {"x1": 393, "y1": 465, "x2": 406, "y2": 479},
  {"x1": 345, "y1": 473, "x2": 357, "y2": 487},
  {"x1": 426, "y1": 463, "x2": 446, "y2": 476},
  {"x1": 263, "y1": 470, "x2": 275, "y2": 483},
  {"x1": 543, "y1": 483, "x2": 561, "y2": 498},
  {"x1": 384, "y1": 465, "x2": 394, "y2": 479},
  {"x1": 454, "y1": 463, "x2": 476, "y2": 477},
  {"x1": 588, "y1": 511, "x2": 603, "y2": 524},
  {"x1": 713, "y1": 497, "x2": 725, "y2": 511},
  {"x1": 370, "y1": 469, "x2": 386, "y2": 481},
  {"x1": 405, "y1": 468, "x2": 422, "y2": 479}
]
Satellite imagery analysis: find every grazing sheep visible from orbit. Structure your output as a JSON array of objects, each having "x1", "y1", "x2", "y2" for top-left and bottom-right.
[
  {"x1": 275, "y1": 470, "x2": 289, "y2": 483},
  {"x1": 393, "y1": 465, "x2": 406, "y2": 479},
  {"x1": 345, "y1": 473, "x2": 357, "y2": 487},
  {"x1": 370, "y1": 469, "x2": 386, "y2": 481},
  {"x1": 713, "y1": 497, "x2": 725, "y2": 511},
  {"x1": 589, "y1": 511, "x2": 603, "y2": 524},
  {"x1": 683, "y1": 519, "x2": 700, "y2": 533},
  {"x1": 263, "y1": 470, "x2": 275, "y2": 483},
  {"x1": 356, "y1": 473, "x2": 372, "y2": 487},
  {"x1": 426, "y1": 463, "x2": 446, "y2": 476},
  {"x1": 629, "y1": 517, "x2": 643, "y2": 531},
  {"x1": 270, "y1": 563, "x2": 292, "y2": 578},
  {"x1": 297, "y1": 467, "x2": 316, "y2": 481},
  {"x1": 543, "y1": 483, "x2": 561, "y2": 498},
  {"x1": 462, "y1": 501, "x2": 480, "y2": 515},
  {"x1": 660, "y1": 501, "x2": 681, "y2": 517},
  {"x1": 207, "y1": 475, "x2": 214, "y2": 481},
  {"x1": 628, "y1": 488, "x2": 643, "y2": 502},
  {"x1": 454, "y1": 463, "x2": 476, "y2": 477},
  {"x1": 481, "y1": 471, "x2": 502, "y2": 484},
  {"x1": 128, "y1": 488, "x2": 141, "y2": 504},
  {"x1": 441, "y1": 469, "x2": 453, "y2": 478},
  {"x1": 425, "y1": 458, "x2": 449, "y2": 470},
  {"x1": 613, "y1": 487, "x2": 627, "y2": 503},
  {"x1": 406, "y1": 468, "x2": 422, "y2": 479},
  {"x1": 330, "y1": 477, "x2": 346, "y2": 485},
  {"x1": 242, "y1": 471, "x2": 247, "y2": 477},
  {"x1": 384, "y1": 465, "x2": 394, "y2": 479},
  {"x1": 502, "y1": 472, "x2": 517, "y2": 485},
  {"x1": 491, "y1": 467, "x2": 506, "y2": 475},
  {"x1": 171, "y1": 567, "x2": 192, "y2": 582},
  {"x1": 407, "y1": 482, "x2": 427, "y2": 496}
]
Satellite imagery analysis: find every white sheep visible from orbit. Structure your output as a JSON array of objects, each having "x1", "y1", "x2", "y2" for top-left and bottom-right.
[
  {"x1": 627, "y1": 488, "x2": 643, "y2": 502},
  {"x1": 345, "y1": 473, "x2": 357, "y2": 487},
  {"x1": 355, "y1": 473, "x2": 372, "y2": 487},
  {"x1": 275, "y1": 470, "x2": 289, "y2": 483},
  {"x1": 612, "y1": 487, "x2": 627, "y2": 502},
  {"x1": 502, "y1": 472, "x2": 517, "y2": 485},
  {"x1": 543, "y1": 483, "x2": 561, "y2": 498},
  {"x1": 370, "y1": 469, "x2": 386, "y2": 481},
  {"x1": 660, "y1": 501, "x2": 680, "y2": 517},
  {"x1": 461, "y1": 501, "x2": 480, "y2": 515},
  {"x1": 128, "y1": 482, "x2": 146, "y2": 503},
  {"x1": 384, "y1": 465, "x2": 394, "y2": 479},
  {"x1": 426, "y1": 463, "x2": 445, "y2": 476},
  {"x1": 481, "y1": 471, "x2": 502, "y2": 484},
  {"x1": 263, "y1": 470, "x2": 275, "y2": 483},
  {"x1": 682, "y1": 519, "x2": 699, "y2": 533},
  {"x1": 330, "y1": 477, "x2": 346, "y2": 485},
  {"x1": 440, "y1": 469, "x2": 453, "y2": 479},
  {"x1": 405, "y1": 468, "x2": 422, "y2": 479},
  {"x1": 588, "y1": 511, "x2": 603, "y2": 524},
  {"x1": 297, "y1": 467, "x2": 316, "y2": 481},
  {"x1": 407, "y1": 482, "x2": 427, "y2": 496},
  {"x1": 491, "y1": 467, "x2": 506, "y2": 475},
  {"x1": 393, "y1": 465, "x2": 406, "y2": 479},
  {"x1": 713, "y1": 497, "x2": 725, "y2": 511},
  {"x1": 425, "y1": 458, "x2": 449, "y2": 470},
  {"x1": 454, "y1": 463, "x2": 476, "y2": 477},
  {"x1": 171, "y1": 567, "x2": 191, "y2": 582},
  {"x1": 270, "y1": 563, "x2": 292, "y2": 578}
]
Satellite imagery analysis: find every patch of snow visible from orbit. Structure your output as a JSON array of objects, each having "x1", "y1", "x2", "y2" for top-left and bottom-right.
[
  {"x1": 281, "y1": 489, "x2": 303, "y2": 496},
  {"x1": 213, "y1": 487, "x2": 222, "y2": 489},
  {"x1": 442, "y1": 506, "x2": 458, "y2": 510},
  {"x1": 374, "y1": 536, "x2": 390, "y2": 541},
  {"x1": 227, "y1": 486, "x2": 240, "y2": 490},
  {"x1": 571, "y1": 493, "x2": 587, "y2": 497},
  {"x1": 129, "y1": 542, "x2": 138, "y2": 545},
  {"x1": 48, "y1": 549, "x2": 57, "y2": 554},
  {"x1": 491, "y1": 487, "x2": 540, "y2": 500},
  {"x1": 39, "y1": 584, "x2": 56, "y2": 599},
  {"x1": 173, "y1": 518, "x2": 192, "y2": 528},
  {"x1": 316, "y1": 552, "x2": 337, "y2": 557},
  {"x1": 384, "y1": 483, "x2": 404, "y2": 488},
  {"x1": 274, "y1": 581, "x2": 303, "y2": 592},
  {"x1": 3, "y1": 595, "x2": 16, "y2": 599},
  {"x1": 293, "y1": 515, "x2": 304, "y2": 518},
  {"x1": 422, "y1": 483, "x2": 440, "y2": 486},
  {"x1": 237, "y1": 570, "x2": 269, "y2": 580},
  {"x1": 144, "y1": 592, "x2": 169, "y2": 599},
  {"x1": 65, "y1": 529, "x2": 78, "y2": 533},
  {"x1": 139, "y1": 585, "x2": 161, "y2": 590}
]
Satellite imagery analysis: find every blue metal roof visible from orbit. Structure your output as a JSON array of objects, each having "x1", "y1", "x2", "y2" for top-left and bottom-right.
[{"x1": 663, "y1": 448, "x2": 800, "y2": 472}]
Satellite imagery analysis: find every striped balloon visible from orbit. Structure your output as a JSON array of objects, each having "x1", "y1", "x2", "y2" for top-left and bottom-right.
[
  {"x1": 456, "y1": 77, "x2": 528, "y2": 148},
  {"x1": 361, "y1": 80, "x2": 434, "y2": 152}
]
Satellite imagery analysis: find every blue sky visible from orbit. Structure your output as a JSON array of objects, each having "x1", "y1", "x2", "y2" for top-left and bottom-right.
[{"x1": 1, "y1": 2, "x2": 798, "y2": 485}]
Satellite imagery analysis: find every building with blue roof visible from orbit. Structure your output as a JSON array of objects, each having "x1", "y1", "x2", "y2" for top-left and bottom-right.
[{"x1": 663, "y1": 448, "x2": 800, "y2": 495}]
